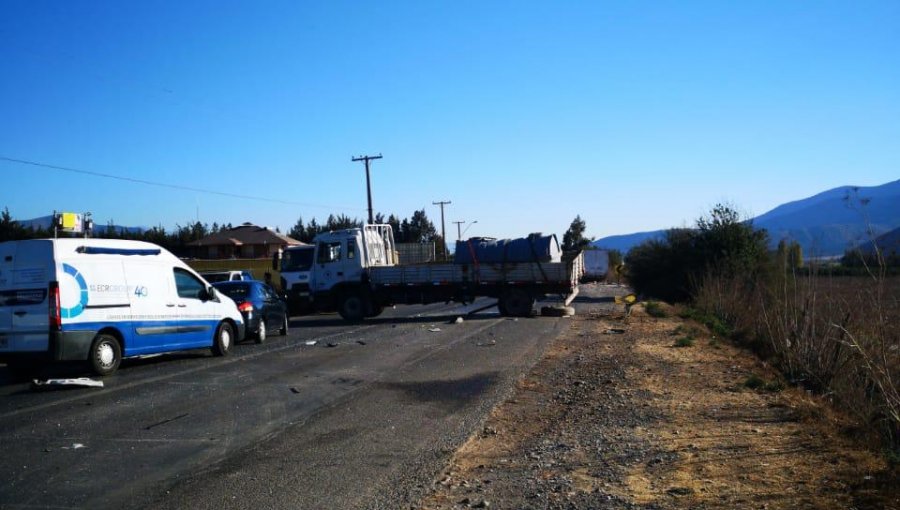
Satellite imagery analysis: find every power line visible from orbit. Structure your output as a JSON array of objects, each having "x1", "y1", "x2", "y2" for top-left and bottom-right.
[{"x1": 0, "y1": 156, "x2": 363, "y2": 211}]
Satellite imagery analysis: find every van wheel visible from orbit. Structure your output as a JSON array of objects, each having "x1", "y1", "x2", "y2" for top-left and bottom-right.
[
  {"x1": 212, "y1": 322, "x2": 234, "y2": 356},
  {"x1": 89, "y1": 334, "x2": 122, "y2": 376},
  {"x1": 255, "y1": 320, "x2": 267, "y2": 344},
  {"x1": 278, "y1": 315, "x2": 289, "y2": 336},
  {"x1": 338, "y1": 293, "x2": 366, "y2": 322}
]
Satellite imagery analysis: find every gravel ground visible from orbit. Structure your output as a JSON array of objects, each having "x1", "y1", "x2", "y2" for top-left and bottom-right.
[{"x1": 417, "y1": 290, "x2": 899, "y2": 510}]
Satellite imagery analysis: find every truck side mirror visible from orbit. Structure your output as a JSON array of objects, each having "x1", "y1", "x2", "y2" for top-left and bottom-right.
[{"x1": 272, "y1": 252, "x2": 280, "y2": 271}]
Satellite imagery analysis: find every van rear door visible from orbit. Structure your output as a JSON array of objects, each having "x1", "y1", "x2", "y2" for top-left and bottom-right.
[
  {"x1": 0, "y1": 240, "x2": 53, "y2": 354},
  {"x1": 0, "y1": 241, "x2": 16, "y2": 352}
]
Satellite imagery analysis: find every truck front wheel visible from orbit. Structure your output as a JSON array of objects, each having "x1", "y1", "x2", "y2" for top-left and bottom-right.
[{"x1": 338, "y1": 293, "x2": 366, "y2": 322}]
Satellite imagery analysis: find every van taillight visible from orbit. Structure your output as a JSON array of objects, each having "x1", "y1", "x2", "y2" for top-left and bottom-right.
[
  {"x1": 49, "y1": 282, "x2": 61, "y2": 330},
  {"x1": 238, "y1": 302, "x2": 254, "y2": 313}
]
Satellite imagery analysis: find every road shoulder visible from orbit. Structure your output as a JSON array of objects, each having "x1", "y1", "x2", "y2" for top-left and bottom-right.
[{"x1": 419, "y1": 302, "x2": 899, "y2": 509}]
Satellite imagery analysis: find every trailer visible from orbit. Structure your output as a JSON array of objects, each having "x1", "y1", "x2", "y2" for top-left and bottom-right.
[{"x1": 306, "y1": 225, "x2": 583, "y2": 321}]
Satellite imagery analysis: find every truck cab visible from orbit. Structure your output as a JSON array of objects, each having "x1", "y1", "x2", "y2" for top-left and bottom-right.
[
  {"x1": 306, "y1": 225, "x2": 395, "y2": 318},
  {"x1": 274, "y1": 244, "x2": 316, "y2": 315}
]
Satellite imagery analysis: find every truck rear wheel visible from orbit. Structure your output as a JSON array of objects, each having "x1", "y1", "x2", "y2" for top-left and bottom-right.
[
  {"x1": 338, "y1": 293, "x2": 366, "y2": 322},
  {"x1": 500, "y1": 289, "x2": 535, "y2": 317},
  {"x1": 366, "y1": 303, "x2": 384, "y2": 318}
]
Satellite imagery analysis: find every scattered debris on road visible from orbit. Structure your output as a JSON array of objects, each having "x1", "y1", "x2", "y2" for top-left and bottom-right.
[
  {"x1": 603, "y1": 328, "x2": 626, "y2": 334},
  {"x1": 304, "y1": 340, "x2": 317, "y2": 346},
  {"x1": 428, "y1": 327, "x2": 442, "y2": 333},
  {"x1": 540, "y1": 305, "x2": 575, "y2": 317},
  {"x1": 290, "y1": 387, "x2": 301, "y2": 394},
  {"x1": 32, "y1": 378, "x2": 104, "y2": 390},
  {"x1": 357, "y1": 340, "x2": 367, "y2": 345}
]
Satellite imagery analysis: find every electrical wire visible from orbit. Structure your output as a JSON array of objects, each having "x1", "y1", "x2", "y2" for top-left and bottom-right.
[{"x1": 0, "y1": 156, "x2": 364, "y2": 211}]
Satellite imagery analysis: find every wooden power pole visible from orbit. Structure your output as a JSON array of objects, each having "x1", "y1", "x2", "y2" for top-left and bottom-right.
[{"x1": 352, "y1": 154, "x2": 382, "y2": 224}]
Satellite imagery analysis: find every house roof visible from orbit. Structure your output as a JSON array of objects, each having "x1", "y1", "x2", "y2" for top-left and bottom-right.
[{"x1": 187, "y1": 223, "x2": 305, "y2": 247}]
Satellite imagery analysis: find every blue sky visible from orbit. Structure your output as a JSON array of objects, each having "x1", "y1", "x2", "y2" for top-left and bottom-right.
[{"x1": 1, "y1": 1, "x2": 898, "y2": 241}]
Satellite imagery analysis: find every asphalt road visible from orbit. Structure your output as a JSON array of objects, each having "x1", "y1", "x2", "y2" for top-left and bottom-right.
[{"x1": 0, "y1": 290, "x2": 618, "y2": 510}]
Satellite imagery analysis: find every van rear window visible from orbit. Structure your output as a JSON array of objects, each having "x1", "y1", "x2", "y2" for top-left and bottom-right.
[{"x1": 0, "y1": 289, "x2": 47, "y2": 306}]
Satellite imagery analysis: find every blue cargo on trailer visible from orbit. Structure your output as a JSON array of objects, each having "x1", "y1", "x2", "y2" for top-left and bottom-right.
[{"x1": 454, "y1": 233, "x2": 562, "y2": 264}]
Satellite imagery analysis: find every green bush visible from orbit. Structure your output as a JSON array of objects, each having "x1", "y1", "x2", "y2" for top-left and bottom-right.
[
  {"x1": 679, "y1": 308, "x2": 733, "y2": 338},
  {"x1": 674, "y1": 336, "x2": 695, "y2": 348},
  {"x1": 644, "y1": 301, "x2": 668, "y2": 318},
  {"x1": 626, "y1": 204, "x2": 769, "y2": 303},
  {"x1": 744, "y1": 375, "x2": 765, "y2": 390}
]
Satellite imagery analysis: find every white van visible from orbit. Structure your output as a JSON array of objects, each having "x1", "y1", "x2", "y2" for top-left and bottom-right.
[{"x1": 0, "y1": 238, "x2": 245, "y2": 376}]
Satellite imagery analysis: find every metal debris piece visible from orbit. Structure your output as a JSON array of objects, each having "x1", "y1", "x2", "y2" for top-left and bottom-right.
[
  {"x1": 428, "y1": 328, "x2": 442, "y2": 333},
  {"x1": 32, "y1": 378, "x2": 104, "y2": 389},
  {"x1": 604, "y1": 328, "x2": 626, "y2": 335},
  {"x1": 304, "y1": 340, "x2": 317, "y2": 346}
]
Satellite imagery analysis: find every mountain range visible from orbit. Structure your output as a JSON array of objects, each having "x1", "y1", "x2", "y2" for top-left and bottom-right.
[
  {"x1": 19, "y1": 215, "x2": 145, "y2": 235},
  {"x1": 593, "y1": 179, "x2": 900, "y2": 257}
]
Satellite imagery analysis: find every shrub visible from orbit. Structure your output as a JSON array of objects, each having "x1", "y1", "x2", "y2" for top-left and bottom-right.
[
  {"x1": 626, "y1": 204, "x2": 769, "y2": 303},
  {"x1": 644, "y1": 301, "x2": 668, "y2": 318},
  {"x1": 744, "y1": 374, "x2": 765, "y2": 390},
  {"x1": 674, "y1": 336, "x2": 695, "y2": 348}
]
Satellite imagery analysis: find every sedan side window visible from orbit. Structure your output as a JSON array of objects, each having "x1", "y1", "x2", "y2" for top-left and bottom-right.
[{"x1": 174, "y1": 268, "x2": 207, "y2": 300}]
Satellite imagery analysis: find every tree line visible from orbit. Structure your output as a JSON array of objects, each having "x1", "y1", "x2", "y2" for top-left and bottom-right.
[{"x1": 0, "y1": 206, "x2": 446, "y2": 258}]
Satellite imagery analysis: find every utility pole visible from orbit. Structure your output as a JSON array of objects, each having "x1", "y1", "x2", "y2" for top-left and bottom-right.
[
  {"x1": 433, "y1": 200, "x2": 451, "y2": 260},
  {"x1": 452, "y1": 220, "x2": 465, "y2": 240},
  {"x1": 352, "y1": 154, "x2": 382, "y2": 224}
]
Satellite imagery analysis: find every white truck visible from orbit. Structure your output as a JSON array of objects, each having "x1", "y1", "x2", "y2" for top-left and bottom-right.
[
  {"x1": 302, "y1": 225, "x2": 583, "y2": 321},
  {"x1": 275, "y1": 244, "x2": 316, "y2": 315}
]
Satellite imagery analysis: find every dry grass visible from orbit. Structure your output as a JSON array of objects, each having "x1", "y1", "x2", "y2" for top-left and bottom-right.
[{"x1": 694, "y1": 271, "x2": 900, "y2": 453}]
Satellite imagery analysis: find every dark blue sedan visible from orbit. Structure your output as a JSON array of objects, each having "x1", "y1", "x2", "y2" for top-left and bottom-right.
[{"x1": 212, "y1": 281, "x2": 289, "y2": 343}]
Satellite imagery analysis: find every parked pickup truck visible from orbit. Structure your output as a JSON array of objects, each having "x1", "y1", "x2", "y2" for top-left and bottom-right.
[{"x1": 301, "y1": 224, "x2": 583, "y2": 321}]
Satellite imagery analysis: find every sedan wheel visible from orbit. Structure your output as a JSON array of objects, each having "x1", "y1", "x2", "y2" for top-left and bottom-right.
[{"x1": 256, "y1": 320, "x2": 267, "y2": 344}]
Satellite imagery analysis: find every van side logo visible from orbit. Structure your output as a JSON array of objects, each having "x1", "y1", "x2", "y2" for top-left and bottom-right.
[{"x1": 61, "y1": 263, "x2": 89, "y2": 318}]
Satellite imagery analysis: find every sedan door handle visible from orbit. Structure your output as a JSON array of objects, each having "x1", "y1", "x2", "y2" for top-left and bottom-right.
[
  {"x1": 177, "y1": 304, "x2": 187, "y2": 308},
  {"x1": 337, "y1": 272, "x2": 344, "y2": 276},
  {"x1": 13, "y1": 311, "x2": 27, "y2": 317},
  {"x1": 166, "y1": 303, "x2": 176, "y2": 307}
]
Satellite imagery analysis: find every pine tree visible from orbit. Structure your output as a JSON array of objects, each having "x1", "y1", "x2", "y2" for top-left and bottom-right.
[{"x1": 562, "y1": 215, "x2": 590, "y2": 252}]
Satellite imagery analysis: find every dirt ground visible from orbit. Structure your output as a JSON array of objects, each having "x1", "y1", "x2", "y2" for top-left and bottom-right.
[{"x1": 418, "y1": 297, "x2": 899, "y2": 509}]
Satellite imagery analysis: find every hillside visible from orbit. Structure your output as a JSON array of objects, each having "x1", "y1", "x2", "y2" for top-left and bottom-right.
[{"x1": 593, "y1": 180, "x2": 900, "y2": 256}]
